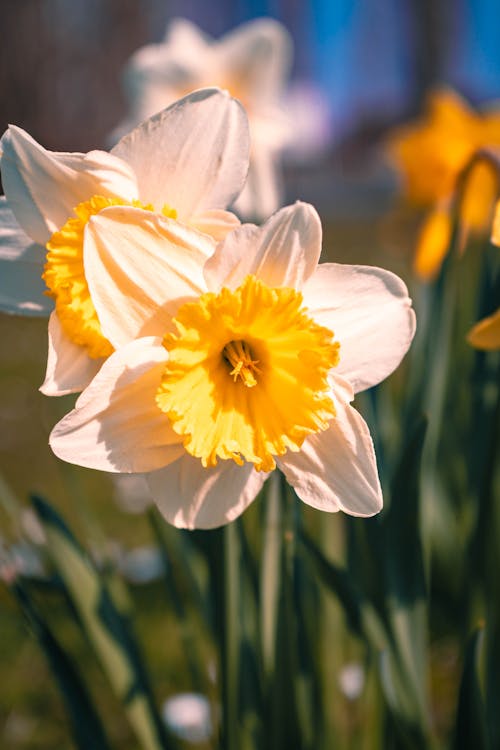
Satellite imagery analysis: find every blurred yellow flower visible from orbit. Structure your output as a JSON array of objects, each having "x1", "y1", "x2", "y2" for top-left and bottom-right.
[
  {"x1": 467, "y1": 199, "x2": 500, "y2": 351},
  {"x1": 493, "y1": 197, "x2": 500, "y2": 244},
  {"x1": 389, "y1": 90, "x2": 500, "y2": 280},
  {"x1": 467, "y1": 309, "x2": 500, "y2": 350}
]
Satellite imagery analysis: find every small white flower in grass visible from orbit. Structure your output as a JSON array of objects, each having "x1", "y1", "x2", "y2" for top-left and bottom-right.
[
  {"x1": 162, "y1": 693, "x2": 212, "y2": 743},
  {"x1": 118, "y1": 546, "x2": 165, "y2": 584},
  {"x1": 49, "y1": 201, "x2": 416, "y2": 529},
  {"x1": 113, "y1": 475, "x2": 152, "y2": 515},
  {"x1": 112, "y1": 17, "x2": 297, "y2": 221},
  {"x1": 338, "y1": 662, "x2": 365, "y2": 701},
  {"x1": 0, "y1": 89, "x2": 249, "y2": 395}
]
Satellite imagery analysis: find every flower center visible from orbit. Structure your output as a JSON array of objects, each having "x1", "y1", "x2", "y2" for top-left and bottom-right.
[
  {"x1": 222, "y1": 340, "x2": 261, "y2": 387},
  {"x1": 156, "y1": 275, "x2": 340, "y2": 472},
  {"x1": 43, "y1": 195, "x2": 177, "y2": 358}
]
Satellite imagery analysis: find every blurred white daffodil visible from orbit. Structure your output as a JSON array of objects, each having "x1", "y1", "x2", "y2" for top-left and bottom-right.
[
  {"x1": 113, "y1": 17, "x2": 294, "y2": 221},
  {"x1": 0, "y1": 89, "x2": 249, "y2": 395},
  {"x1": 50, "y1": 201, "x2": 416, "y2": 529}
]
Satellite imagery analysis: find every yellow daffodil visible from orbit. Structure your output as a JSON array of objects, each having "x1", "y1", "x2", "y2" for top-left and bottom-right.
[
  {"x1": 0, "y1": 89, "x2": 250, "y2": 394},
  {"x1": 467, "y1": 309, "x2": 500, "y2": 350},
  {"x1": 389, "y1": 89, "x2": 500, "y2": 279},
  {"x1": 112, "y1": 18, "x2": 294, "y2": 221},
  {"x1": 49, "y1": 201, "x2": 416, "y2": 529},
  {"x1": 467, "y1": 199, "x2": 500, "y2": 350}
]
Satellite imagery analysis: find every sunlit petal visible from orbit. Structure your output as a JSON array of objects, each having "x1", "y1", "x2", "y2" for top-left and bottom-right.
[
  {"x1": 190, "y1": 208, "x2": 240, "y2": 242},
  {"x1": 302, "y1": 263, "x2": 416, "y2": 393},
  {"x1": 278, "y1": 394, "x2": 383, "y2": 517},
  {"x1": 50, "y1": 337, "x2": 183, "y2": 471},
  {"x1": 204, "y1": 202, "x2": 322, "y2": 292},
  {"x1": 111, "y1": 88, "x2": 250, "y2": 220},
  {"x1": 147, "y1": 456, "x2": 268, "y2": 529},
  {"x1": 84, "y1": 206, "x2": 213, "y2": 348},
  {"x1": 0, "y1": 125, "x2": 137, "y2": 244},
  {"x1": 40, "y1": 312, "x2": 104, "y2": 396}
]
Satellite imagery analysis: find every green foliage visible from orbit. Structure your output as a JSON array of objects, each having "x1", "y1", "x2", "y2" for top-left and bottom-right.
[
  {"x1": 10, "y1": 581, "x2": 112, "y2": 750},
  {"x1": 31, "y1": 496, "x2": 173, "y2": 750}
]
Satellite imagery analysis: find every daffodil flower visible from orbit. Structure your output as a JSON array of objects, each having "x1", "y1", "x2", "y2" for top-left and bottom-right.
[
  {"x1": 388, "y1": 89, "x2": 500, "y2": 280},
  {"x1": 112, "y1": 17, "x2": 294, "y2": 221},
  {"x1": 467, "y1": 199, "x2": 500, "y2": 350},
  {"x1": 49, "y1": 201, "x2": 416, "y2": 529},
  {"x1": 0, "y1": 88, "x2": 250, "y2": 395}
]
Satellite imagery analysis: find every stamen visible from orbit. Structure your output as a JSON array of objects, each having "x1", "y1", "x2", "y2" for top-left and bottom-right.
[{"x1": 222, "y1": 340, "x2": 261, "y2": 387}]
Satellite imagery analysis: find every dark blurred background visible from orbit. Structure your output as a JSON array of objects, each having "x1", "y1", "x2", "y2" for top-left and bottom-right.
[{"x1": 2, "y1": 0, "x2": 500, "y2": 154}]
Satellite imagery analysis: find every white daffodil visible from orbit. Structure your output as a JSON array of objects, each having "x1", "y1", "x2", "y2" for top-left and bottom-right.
[
  {"x1": 49, "y1": 201, "x2": 416, "y2": 529},
  {"x1": 0, "y1": 88, "x2": 249, "y2": 395},
  {"x1": 113, "y1": 17, "x2": 293, "y2": 221}
]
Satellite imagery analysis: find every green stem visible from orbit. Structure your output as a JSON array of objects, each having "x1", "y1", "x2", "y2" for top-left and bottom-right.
[
  {"x1": 222, "y1": 521, "x2": 239, "y2": 749},
  {"x1": 260, "y1": 473, "x2": 283, "y2": 680}
]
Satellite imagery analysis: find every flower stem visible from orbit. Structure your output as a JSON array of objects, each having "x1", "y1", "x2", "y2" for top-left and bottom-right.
[{"x1": 221, "y1": 520, "x2": 239, "y2": 749}]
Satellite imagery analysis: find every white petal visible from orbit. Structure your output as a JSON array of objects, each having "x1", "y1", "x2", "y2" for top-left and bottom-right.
[
  {"x1": 204, "y1": 201, "x2": 321, "y2": 291},
  {"x1": 147, "y1": 456, "x2": 267, "y2": 529},
  {"x1": 164, "y1": 17, "x2": 211, "y2": 52},
  {"x1": 128, "y1": 18, "x2": 209, "y2": 85},
  {"x1": 0, "y1": 126, "x2": 138, "y2": 244},
  {"x1": 232, "y1": 144, "x2": 282, "y2": 221},
  {"x1": 190, "y1": 208, "x2": 240, "y2": 242},
  {"x1": 115, "y1": 21, "x2": 210, "y2": 136},
  {"x1": 217, "y1": 18, "x2": 292, "y2": 102},
  {"x1": 303, "y1": 263, "x2": 416, "y2": 393},
  {"x1": 110, "y1": 88, "x2": 250, "y2": 220},
  {"x1": 40, "y1": 312, "x2": 104, "y2": 396},
  {"x1": 278, "y1": 399, "x2": 383, "y2": 517},
  {"x1": 0, "y1": 197, "x2": 52, "y2": 316},
  {"x1": 50, "y1": 337, "x2": 183, "y2": 472},
  {"x1": 84, "y1": 206, "x2": 213, "y2": 348}
]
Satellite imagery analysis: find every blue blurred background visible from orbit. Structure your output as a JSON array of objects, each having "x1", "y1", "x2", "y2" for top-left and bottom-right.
[{"x1": 2, "y1": 0, "x2": 500, "y2": 152}]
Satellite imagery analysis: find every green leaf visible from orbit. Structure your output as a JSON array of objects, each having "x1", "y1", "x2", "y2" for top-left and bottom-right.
[
  {"x1": 299, "y1": 529, "x2": 386, "y2": 651},
  {"x1": 32, "y1": 495, "x2": 172, "y2": 750},
  {"x1": 381, "y1": 415, "x2": 431, "y2": 742},
  {"x1": 149, "y1": 509, "x2": 208, "y2": 693},
  {"x1": 11, "y1": 580, "x2": 112, "y2": 750},
  {"x1": 452, "y1": 628, "x2": 487, "y2": 750},
  {"x1": 260, "y1": 474, "x2": 284, "y2": 679}
]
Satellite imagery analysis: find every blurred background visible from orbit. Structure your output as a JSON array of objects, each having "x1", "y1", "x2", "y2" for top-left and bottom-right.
[
  {"x1": 3, "y1": 0, "x2": 500, "y2": 152},
  {"x1": 1, "y1": 1, "x2": 500, "y2": 748}
]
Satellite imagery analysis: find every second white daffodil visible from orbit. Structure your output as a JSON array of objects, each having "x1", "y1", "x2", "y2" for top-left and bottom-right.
[
  {"x1": 0, "y1": 88, "x2": 249, "y2": 395},
  {"x1": 49, "y1": 201, "x2": 416, "y2": 529},
  {"x1": 113, "y1": 18, "x2": 294, "y2": 221}
]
